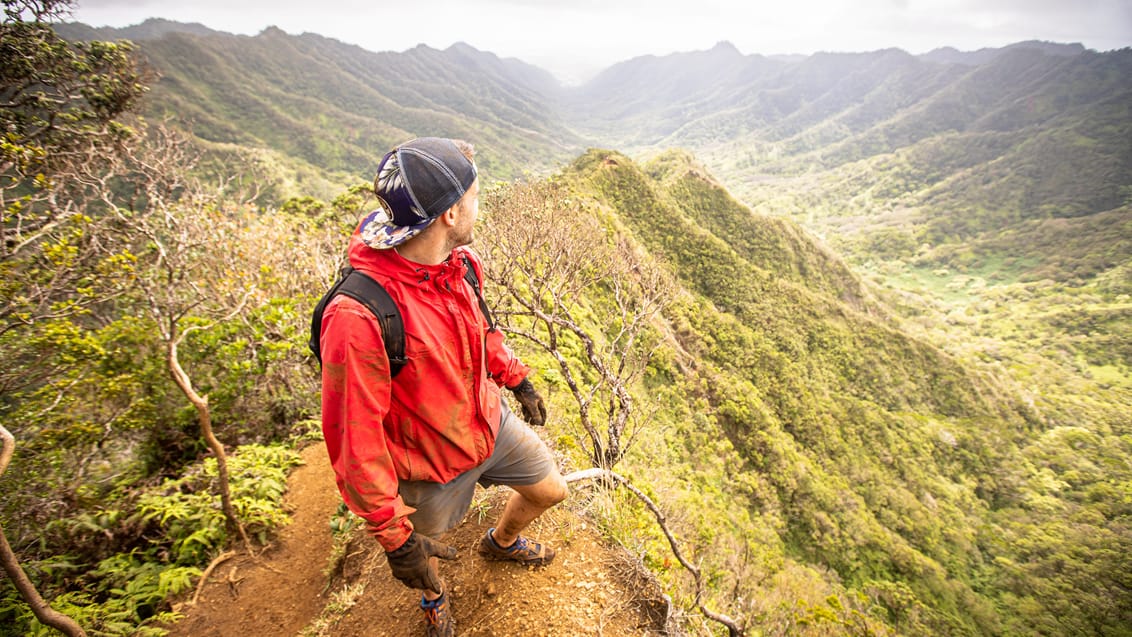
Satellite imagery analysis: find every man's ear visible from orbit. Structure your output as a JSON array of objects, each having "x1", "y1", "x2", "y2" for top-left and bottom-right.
[{"x1": 438, "y1": 205, "x2": 459, "y2": 227}]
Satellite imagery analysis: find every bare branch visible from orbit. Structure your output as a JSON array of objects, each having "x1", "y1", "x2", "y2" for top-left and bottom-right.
[
  {"x1": 565, "y1": 468, "x2": 744, "y2": 636},
  {"x1": 189, "y1": 550, "x2": 236, "y2": 606},
  {"x1": 480, "y1": 178, "x2": 672, "y2": 469},
  {"x1": 0, "y1": 426, "x2": 88, "y2": 637},
  {"x1": 167, "y1": 336, "x2": 253, "y2": 554}
]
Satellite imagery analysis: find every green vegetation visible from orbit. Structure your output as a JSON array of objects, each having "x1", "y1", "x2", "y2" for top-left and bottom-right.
[
  {"x1": 4, "y1": 10, "x2": 1129, "y2": 636},
  {"x1": 54, "y1": 20, "x2": 584, "y2": 198},
  {"x1": 565, "y1": 150, "x2": 1129, "y2": 635},
  {"x1": 2, "y1": 6, "x2": 351, "y2": 632},
  {"x1": 2, "y1": 444, "x2": 301, "y2": 636}
]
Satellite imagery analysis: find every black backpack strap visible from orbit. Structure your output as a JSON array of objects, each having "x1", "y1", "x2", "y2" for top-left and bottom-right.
[
  {"x1": 310, "y1": 266, "x2": 408, "y2": 377},
  {"x1": 461, "y1": 254, "x2": 495, "y2": 331},
  {"x1": 311, "y1": 257, "x2": 485, "y2": 375},
  {"x1": 309, "y1": 267, "x2": 353, "y2": 366},
  {"x1": 336, "y1": 269, "x2": 407, "y2": 376}
]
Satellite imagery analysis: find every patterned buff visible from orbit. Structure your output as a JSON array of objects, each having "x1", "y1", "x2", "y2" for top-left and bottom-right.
[{"x1": 359, "y1": 206, "x2": 435, "y2": 250}]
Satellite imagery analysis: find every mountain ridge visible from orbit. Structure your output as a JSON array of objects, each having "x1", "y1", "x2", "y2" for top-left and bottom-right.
[
  {"x1": 57, "y1": 19, "x2": 1101, "y2": 91},
  {"x1": 16, "y1": 18, "x2": 1130, "y2": 636},
  {"x1": 55, "y1": 21, "x2": 1117, "y2": 196},
  {"x1": 553, "y1": 150, "x2": 1048, "y2": 634}
]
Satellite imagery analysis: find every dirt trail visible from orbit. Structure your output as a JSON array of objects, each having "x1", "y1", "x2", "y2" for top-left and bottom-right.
[{"x1": 167, "y1": 442, "x2": 667, "y2": 636}]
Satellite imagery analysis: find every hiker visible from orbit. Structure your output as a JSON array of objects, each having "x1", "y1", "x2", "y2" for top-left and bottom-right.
[{"x1": 317, "y1": 137, "x2": 568, "y2": 636}]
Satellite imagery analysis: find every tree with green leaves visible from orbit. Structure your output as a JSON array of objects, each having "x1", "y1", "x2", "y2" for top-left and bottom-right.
[
  {"x1": 2, "y1": 0, "x2": 145, "y2": 500},
  {"x1": 2, "y1": 0, "x2": 144, "y2": 354},
  {"x1": 2, "y1": 1, "x2": 144, "y2": 632}
]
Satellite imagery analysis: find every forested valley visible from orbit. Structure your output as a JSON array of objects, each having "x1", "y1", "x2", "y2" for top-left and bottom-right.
[{"x1": 3, "y1": 2, "x2": 1130, "y2": 635}]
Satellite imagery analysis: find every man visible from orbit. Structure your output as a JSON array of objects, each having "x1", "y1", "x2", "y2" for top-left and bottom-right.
[{"x1": 319, "y1": 137, "x2": 568, "y2": 636}]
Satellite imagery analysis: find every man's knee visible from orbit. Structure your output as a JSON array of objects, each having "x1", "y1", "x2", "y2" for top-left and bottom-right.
[
  {"x1": 525, "y1": 471, "x2": 568, "y2": 509},
  {"x1": 542, "y1": 472, "x2": 569, "y2": 508}
]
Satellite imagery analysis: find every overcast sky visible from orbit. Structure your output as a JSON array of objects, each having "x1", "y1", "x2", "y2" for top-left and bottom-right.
[{"x1": 72, "y1": 0, "x2": 1132, "y2": 84}]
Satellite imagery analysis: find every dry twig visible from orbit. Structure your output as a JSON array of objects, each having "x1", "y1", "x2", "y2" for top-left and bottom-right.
[
  {"x1": 189, "y1": 550, "x2": 236, "y2": 605},
  {"x1": 565, "y1": 468, "x2": 744, "y2": 636}
]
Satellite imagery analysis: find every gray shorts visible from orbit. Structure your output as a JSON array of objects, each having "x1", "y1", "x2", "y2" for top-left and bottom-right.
[{"x1": 398, "y1": 399, "x2": 555, "y2": 538}]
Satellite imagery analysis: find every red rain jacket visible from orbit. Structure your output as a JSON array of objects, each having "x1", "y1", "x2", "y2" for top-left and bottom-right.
[{"x1": 319, "y1": 232, "x2": 530, "y2": 551}]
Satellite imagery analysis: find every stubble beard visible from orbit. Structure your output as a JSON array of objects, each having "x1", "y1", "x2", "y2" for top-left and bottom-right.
[
  {"x1": 450, "y1": 206, "x2": 475, "y2": 249},
  {"x1": 447, "y1": 225, "x2": 474, "y2": 251}
]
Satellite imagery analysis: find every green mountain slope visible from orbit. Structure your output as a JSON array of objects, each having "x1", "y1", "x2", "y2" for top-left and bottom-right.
[
  {"x1": 58, "y1": 20, "x2": 583, "y2": 196},
  {"x1": 555, "y1": 152, "x2": 1129, "y2": 636},
  {"x1": 31, "y1": 22, "x2": 1131, "y2": 635},
  {"x1": 151, "y1": 29, "x2": 579, "y2": 178}
]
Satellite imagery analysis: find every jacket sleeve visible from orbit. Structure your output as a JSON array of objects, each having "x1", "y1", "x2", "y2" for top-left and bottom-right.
[
  {"x1": 320, "y1": 297, "x2": 415, "y2": 552},
  {"x1": 485, "y1": 329, "x2": 530, "y2": 389},
  {"x1": 462, "y1": 248, "x2": 531, "y2": 388}
]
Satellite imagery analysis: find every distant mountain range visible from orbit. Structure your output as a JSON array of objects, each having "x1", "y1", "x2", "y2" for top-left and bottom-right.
[
  {"x1": 55, "y1": 20, "x2": 1125, "y2": 211},
  {"x1": 920, "y1": 40, "x2": 1087, "y2": 65},
  {"x1": 53, "y1": 18, "x2": 1131, "y2": 326},
  {"x1": 53, "y1": 20, "x2": 1131, "y2": 320},
  {"x1": 57, "y1": 19, "x2": 582, "y2": 192}
]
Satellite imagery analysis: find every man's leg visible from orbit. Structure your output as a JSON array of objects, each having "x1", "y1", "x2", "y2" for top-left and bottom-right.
[
  {"x1": 399, "y1": 470, "x2": 482, "y2": 604},
  {"x1": 423, "y1": 557, "x2": 442, "y2": 601},
  {"x1": 490, "y1": 468, "x2": 568, "y2": 547}
]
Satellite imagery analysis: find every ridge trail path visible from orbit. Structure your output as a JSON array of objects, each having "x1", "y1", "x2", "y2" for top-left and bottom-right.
[{"x1": 167, "y1": 442, "x2": 665, "y2": 636}]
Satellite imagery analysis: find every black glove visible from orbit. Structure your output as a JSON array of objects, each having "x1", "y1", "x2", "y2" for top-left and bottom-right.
[
  {"x1": 385, "y1": 532, "x2": 458, "y2": 593},
  {"x1": 509, "y1": 377, "x2": 547, "y2": 426}
]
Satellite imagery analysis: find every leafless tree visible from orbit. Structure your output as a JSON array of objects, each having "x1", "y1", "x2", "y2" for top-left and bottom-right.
[
  {"x1": 100, "y1": 124, "x2": 262, "y2": 551},
  {"x1": 480, "y1": 178, "x2": 672, "y2": 469}
]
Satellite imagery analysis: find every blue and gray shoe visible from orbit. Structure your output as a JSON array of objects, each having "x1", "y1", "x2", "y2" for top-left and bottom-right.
[{"x1": 477, "y1": 527, "x2": 556, "y2": 566}]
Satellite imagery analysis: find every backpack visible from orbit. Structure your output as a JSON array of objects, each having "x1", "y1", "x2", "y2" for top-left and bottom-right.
[{"x1": 309, "y1": 254, "x2": 494, "y2": 377}]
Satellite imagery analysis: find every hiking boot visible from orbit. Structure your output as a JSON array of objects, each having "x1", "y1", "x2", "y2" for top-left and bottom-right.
[
  {"x1": 421, "y1": 591, "x2": 453, "y2": 637},
  {"x1": 477, "y1": 527, "x2": 556, "y2": 565}
]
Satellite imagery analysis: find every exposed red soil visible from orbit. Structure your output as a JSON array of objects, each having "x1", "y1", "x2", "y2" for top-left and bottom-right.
[{"x1": 166, "y1": 442, "x2": 667, "y2": 636}]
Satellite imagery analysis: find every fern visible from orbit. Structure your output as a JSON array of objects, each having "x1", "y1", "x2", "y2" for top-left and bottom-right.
[{"x1": 2, "y1": 444, "x2": 301, "y2": 636}]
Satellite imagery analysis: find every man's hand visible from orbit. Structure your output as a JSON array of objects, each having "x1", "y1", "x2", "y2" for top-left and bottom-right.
[
  {"x1": 509, "y1": 377, "x2": 547, "y2": 426},
  {"x1": 385, "y1": 532, "x2": 458, "y2": 593}
]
